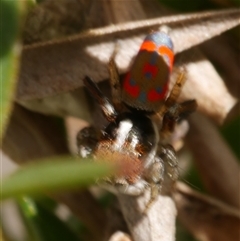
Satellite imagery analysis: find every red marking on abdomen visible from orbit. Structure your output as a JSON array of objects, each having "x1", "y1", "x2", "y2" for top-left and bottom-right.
[
  {"x1": 147, "y1": 83, "x2": 168, "y2": 102},
  {"x1": 158, "y1": 46, "x2": 174, "y2": 70},
  {"x1": 143, "y1": 63, "x2": 158, "y2": 78},
  {"x1": 140, "y1": 41, "x2": 156, "y2": 52},
  {"x1": 123, "y1": 73, "x2": 140, "y2": 98}
]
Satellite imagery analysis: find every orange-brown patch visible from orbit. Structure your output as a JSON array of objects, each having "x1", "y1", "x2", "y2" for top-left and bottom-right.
[
  {"x1": 140, "y1": 41, "x2": 156, "y2": 52},
  {"x1": 94, "y1": 140, "x2": 143, "y2": 184}
]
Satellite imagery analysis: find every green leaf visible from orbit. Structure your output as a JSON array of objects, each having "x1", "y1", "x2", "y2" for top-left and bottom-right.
[
  {"x1": 180, "y1": 161, "x2": 206, "y2": 197},
  {"x1": 18, "y1": 196, "x2": 81, "y2": 241},
  {"x1": 1, "y1": 156, "x2": 115, "y2": 200},
  {"x1": 0, "y1": 0, "x2": 34, "y2": 140},
  {"x1": 176, "y1": 220, "x2": 197, "y2": 241},
  {"x1": 221, "y1": 115, "x2": 240, "y2": 160},
  {"x1": 1, "y1": 1, "x2": 20, "y2": 139}
]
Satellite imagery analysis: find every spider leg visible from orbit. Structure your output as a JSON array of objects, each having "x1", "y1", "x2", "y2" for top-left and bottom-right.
[
  {"x1": 83, "y1": 76, "x2": 117, "y2": 122},
  {"x1": 158, "y1": 69, "x2": 187, "y2": 117},
  {"x1": 158, "y1": 144, "x2": 178, "y2": 195},
  {"x1": 76, "y1": 126, "x2": 99, "y2": 158},
  {"x1": 156, "y1": 69, "x2": 197, "y2": 138},
  {"x1": 108, "y1": 47, "x2": 122, "y2": 111},
  {"x1": 144, "y1": 144, "x2": 178, "y2": 211},
  {"x1": 144, "y1": 159, "x2": 164, "y2": 213},
  {"x1": 161, "y1": 100, "x2": 197, "y2": 136}
]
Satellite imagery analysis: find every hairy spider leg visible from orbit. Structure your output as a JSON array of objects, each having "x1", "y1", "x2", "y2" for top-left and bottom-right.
[
  {"x1": 144, "y1": 144, "x2": 178, "y2": 212},
  {"x1": 83, "y1": 76, "x2": 118, "y2": 122},
  {"x1": 158, "y1": 69, "x2": 187, "y2": 117},
  {"x1": 77, "y1": 126, "x2": 99, "y2": 158},
  {"x1": 157, "y1": 70, "x2": 197, "y2": 137},
  {"x1": 108, "y1": 47, "x2": 122, "y2": 111}
]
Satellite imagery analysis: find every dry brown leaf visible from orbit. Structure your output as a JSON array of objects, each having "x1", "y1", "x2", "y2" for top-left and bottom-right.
[
  {"x1": 200, "y1": 34, "x2": 240, "y2": 99},
  {"x1": 173, "y1": 182, "x2": 240, "y2": 241},
  {"x1": 3, "y1": 2, "x2": 240, "y2": 240},
  {"x1": 18, "y1": 88, "x2": 92, "y2": 122},
  {"x1": 54, "y1": 190, "x2": 108, "y2": 241},
  {"x1": 1, "y1": 104, "x2": 107, "y2": 240},
  {"x1": 23, "y1": 0, "x2": 91, "y2": 44},
  {"x1": 186, "y1": 112, "x2": 240, "y2": 208},
  {"x1": 2, "y1": 104, "x2": 69, "y2": 164},
  {"x1": 108, "y1": 231, "x2": 132, "y2": 241},
  {"x1": 174, "y1": 49, "x2": 237, "y2": 124},
  {"x1": 118, "y1": 192, "x2": 177, "y2": 241},
  {"x1": 17, "y1": 8, "x2": 240, "y2": 101}
]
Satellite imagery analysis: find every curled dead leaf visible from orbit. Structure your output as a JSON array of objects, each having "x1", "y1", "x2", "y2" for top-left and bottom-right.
[
  {"x1": 18, "y1": 9, "x2": 240, "y2": 126},
  {"x1": 108, "y1": 231, "x2": 132, "y2": 241},
  {"x1": 174, "y1": 49, "x2": 237, "y2": 124},
  {"x1": 118, "y1": 192, "x2": 177, "y2": 241},
  {"x1": 173, "y1": 182, "x2": 240, "y2": 241},
  {"x1": 186, "y1": 112, "x2": 240, "y2": 208}
]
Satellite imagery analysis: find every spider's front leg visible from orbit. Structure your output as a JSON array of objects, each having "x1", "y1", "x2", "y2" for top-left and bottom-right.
[
  {"x1": 157, "y1": 144, "x2": 178, "y2": 194},
  {"x1": 161, "y1": 100, "x2": 197, "y2": 137},
  {"x1": 108, "y1": 47, "x2": 124, "y2": 112},
  {"x1": 76, "y1": 126, "x2": 99, "y2": 159},
  {"x1": 145, "y1": 144, "x2": 178, "y2": 208},
  {"x1": 158, "y1": 70, "x2": 197, "y2": 140}
]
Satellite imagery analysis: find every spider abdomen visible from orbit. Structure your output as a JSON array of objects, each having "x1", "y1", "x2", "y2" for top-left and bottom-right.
[{"x1": 122, "y1": 31, "x2": 174, "y2": 112}]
